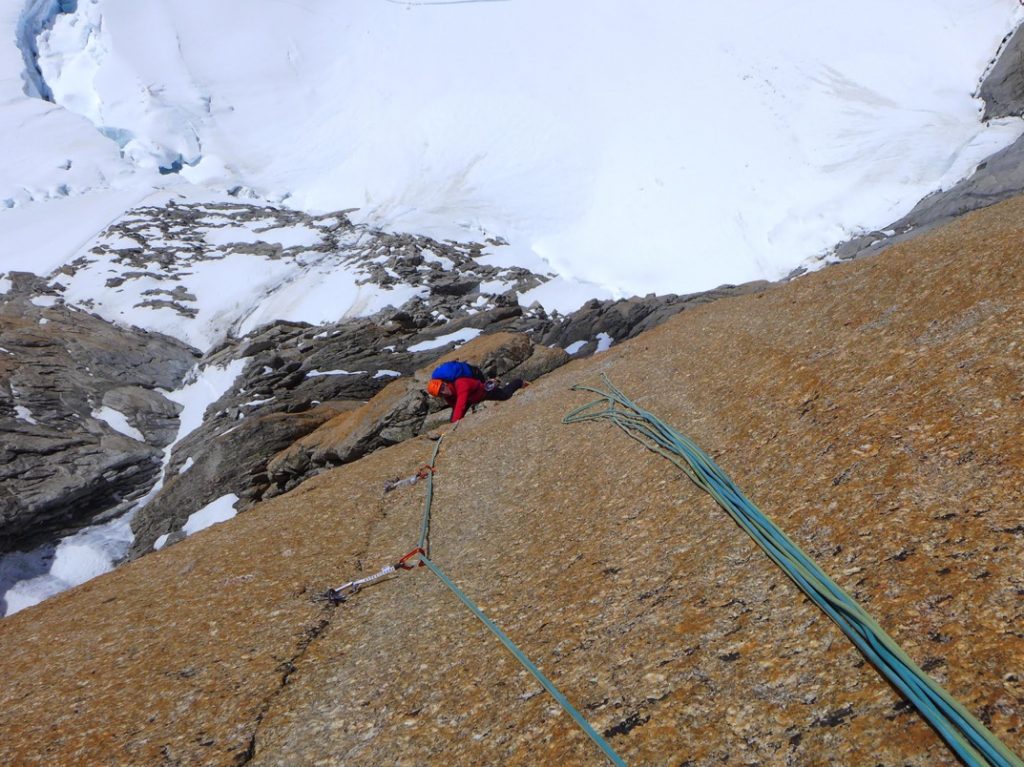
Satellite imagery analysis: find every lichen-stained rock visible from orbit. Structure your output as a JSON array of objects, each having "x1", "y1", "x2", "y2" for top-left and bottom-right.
[
  {"x1": 2, "y1": 195, "x2": 1023, "y2": 766},
  {"x1": 507, "y1": 343, "x2": 571, "y2": 382},
  {"x1": 264, "y1": 379, "x2": 429, "y2": 498},
  {"x1": 418, "y1": 331, "x2": 535, "y2": 380}
]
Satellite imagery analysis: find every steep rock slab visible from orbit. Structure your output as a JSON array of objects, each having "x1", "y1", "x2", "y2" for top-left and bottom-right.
[
  {"x1": 0, "y1": 192, "x2": 1019, "y2": 765},
  {"x1": 2, "y1": 197, "x2": 1021, "y2": 765},
  {"x1": 0, "y1": 276, "x2": 198, "y2": 551},
  {"x1": 0, "y1": 441, "x2": 421, "y2": 766},
  {"x1": 243, "y1": 196, "x2": 1024, "y2": 765}
]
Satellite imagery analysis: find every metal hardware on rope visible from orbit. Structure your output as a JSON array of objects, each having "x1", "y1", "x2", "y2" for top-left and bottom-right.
[
  {"x1": 395, "y1": 546, "x2": 426, "y2": 570},
  {"x1": 564, "y1": 374, "x2": 1023, "y2": 767},
  {"x1": 383, "y1": 464, "x2": 435, "y2": 494},
  {"x1": 323, "y1": 566, "x2": 395, "y2": 605},
  {"x1": 324, "y1": 547, "x2": 425, "y2": 604}
]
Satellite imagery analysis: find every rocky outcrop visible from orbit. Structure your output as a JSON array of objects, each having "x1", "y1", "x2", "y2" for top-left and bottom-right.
[
  {"x1": 100, "y1": 385, "x2": 182, "y2": 448},
  {"x1": 252, "y1": 332, "x2": 543, "y2": 510},
  {"x1": 129, "y1": 328, "x2": 556, "y2": 554},
  {"x1": 2, "y1": 193, "x2": 1022, "y2": 766},
  {"x1": 263, "y1": 380, "x2": 428, "y2": 495},
  {"x1": 980, "y1": 24, "x2": 1024, "y2": 120},
  {"x1": 540, "y1": 284, "x2": 771, "y2": 354},
  {"x1": 123, "y1": 256, "x2": 776, "y2": 556},
  {"x1": 128, "y1": 403, "x2": 354, "y2": 556},
  {"x1": 56, "y1": 199, "x2": 549, "y2": 347},
  {"x1": 0, "y1": 273, "x2": 198, "y2": 552}
]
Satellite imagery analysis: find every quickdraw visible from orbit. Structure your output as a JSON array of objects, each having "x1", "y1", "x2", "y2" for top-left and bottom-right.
[
  {"x1": 382, "y1": 464, "x2": 435, "y2": 494},
  {"x1": 323, "y1": 547, "x2": 424, "y2": 604}
]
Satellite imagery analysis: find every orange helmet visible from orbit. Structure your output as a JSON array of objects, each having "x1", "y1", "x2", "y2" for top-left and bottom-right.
[{"x1": 427, "y1": 379, "x2": 444, "y2": 397}]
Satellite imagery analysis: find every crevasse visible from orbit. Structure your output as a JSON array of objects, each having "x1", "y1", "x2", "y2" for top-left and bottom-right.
[{"x1": 15, "y1": 0, "x2": 76, "y2": 100}]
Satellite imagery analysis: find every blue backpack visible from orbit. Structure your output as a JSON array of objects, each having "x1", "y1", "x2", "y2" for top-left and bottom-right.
[{"x1": 431, "y1": 360, "x2": 486, "y2": 382}]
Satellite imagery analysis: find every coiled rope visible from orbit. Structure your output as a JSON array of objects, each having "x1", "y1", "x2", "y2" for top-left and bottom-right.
[
  {"x1": 327, "y1": 424, "x2": 627, "y2": 766},
  {"x1": 563, "y1": 374, "x2": 1023, "y2": 767}
]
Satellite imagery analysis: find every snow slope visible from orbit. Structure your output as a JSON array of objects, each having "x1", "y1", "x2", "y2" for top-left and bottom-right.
[{"x1": 9, "y1": 0, "x2": 1022, "y2": 302}]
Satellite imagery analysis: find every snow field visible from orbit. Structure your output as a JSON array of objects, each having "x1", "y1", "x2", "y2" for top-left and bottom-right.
[{"x1": 16, "y1": 0, "x2": 1024, "y2": 301}]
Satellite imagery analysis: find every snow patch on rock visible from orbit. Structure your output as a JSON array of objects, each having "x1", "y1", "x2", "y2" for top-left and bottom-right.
[{"x1": 181, "y1": 493, "x2": 238, "y2": 536}]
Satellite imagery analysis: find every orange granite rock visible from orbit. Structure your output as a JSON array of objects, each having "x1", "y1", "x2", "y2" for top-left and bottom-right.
[{"x1": 2, "y1": 196, "x2": 1023, "y2": 766}]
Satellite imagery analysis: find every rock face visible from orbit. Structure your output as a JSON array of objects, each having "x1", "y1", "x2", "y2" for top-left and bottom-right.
[
  {"x1": 5, "y1": 194, "x2": 743, "y2": 560},
  {"x1": 130, "y1": 331, "x2": 559, "y2": 554},
  {"x1": 1, "y1": 193, "x2": 1021, "y2": 766},
  {"x1": 980, "y1": 24, "x2": 1024, "y2": 120},
  {"x1": 261, "y1": 330, "x2": 550, "y2": 502},
  {"x1": 103, "y1": 194, "x2": 759, "y2": 558},
  {"x1": 123, "y1": 275, "x2": 768, "y2": 550},
  {"x1": 0, "y1": 274, "x2": 198, "y2": 552},
  {"x1": 127, "y1": 403, "x2": 354, "y2": 555}
]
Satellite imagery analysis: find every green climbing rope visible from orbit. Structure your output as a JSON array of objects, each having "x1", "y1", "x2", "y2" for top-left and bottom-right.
[
  {"x1": 417, "y1": 431, "x2": 445, "y2": 556},
  {"x1": 418, "y1": 554, "x2": 627, "y2": 767},
  {"x1": 563, "y1": 374, "x2": 1023, "y2": 767},
  {"x1": 339, "y1": 424, "x2": 627, "y2": 766}
]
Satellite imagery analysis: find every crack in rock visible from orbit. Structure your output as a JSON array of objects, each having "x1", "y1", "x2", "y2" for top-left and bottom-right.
[{"x1": 235, "y1": 615, "x2": 333, "y2": 765}]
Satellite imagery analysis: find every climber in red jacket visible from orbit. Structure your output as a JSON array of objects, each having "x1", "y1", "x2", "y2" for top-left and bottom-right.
[{"x1": 427, "y1": 376, "x2": 525, "y2": 422}]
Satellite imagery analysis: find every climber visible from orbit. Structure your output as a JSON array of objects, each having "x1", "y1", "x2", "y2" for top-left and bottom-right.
[{"x1": 426, "y1": 375, "x2": 526, "y2": 422}]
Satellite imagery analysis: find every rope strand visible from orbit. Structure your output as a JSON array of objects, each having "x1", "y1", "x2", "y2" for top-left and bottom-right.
[
  {"x1": 326, "y1": 419, "x2": 626, "y2": 766},
  {"x1": 564, "y1": 374, "x2": 1023, "y2": 767}
]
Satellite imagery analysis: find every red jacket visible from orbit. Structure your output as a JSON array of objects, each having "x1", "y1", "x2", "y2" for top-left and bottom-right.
[{"x1": 442, "y1": 377, "x2": 487, "y2": 422}]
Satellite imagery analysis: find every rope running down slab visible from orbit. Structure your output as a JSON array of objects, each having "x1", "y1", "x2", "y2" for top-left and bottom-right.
[
  {"x1": 327, "y1": 423, "x2": 627, "y2": 766},
  {"x1": 563, "y1": 374, "x2": 1023, "y2": 767}
]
